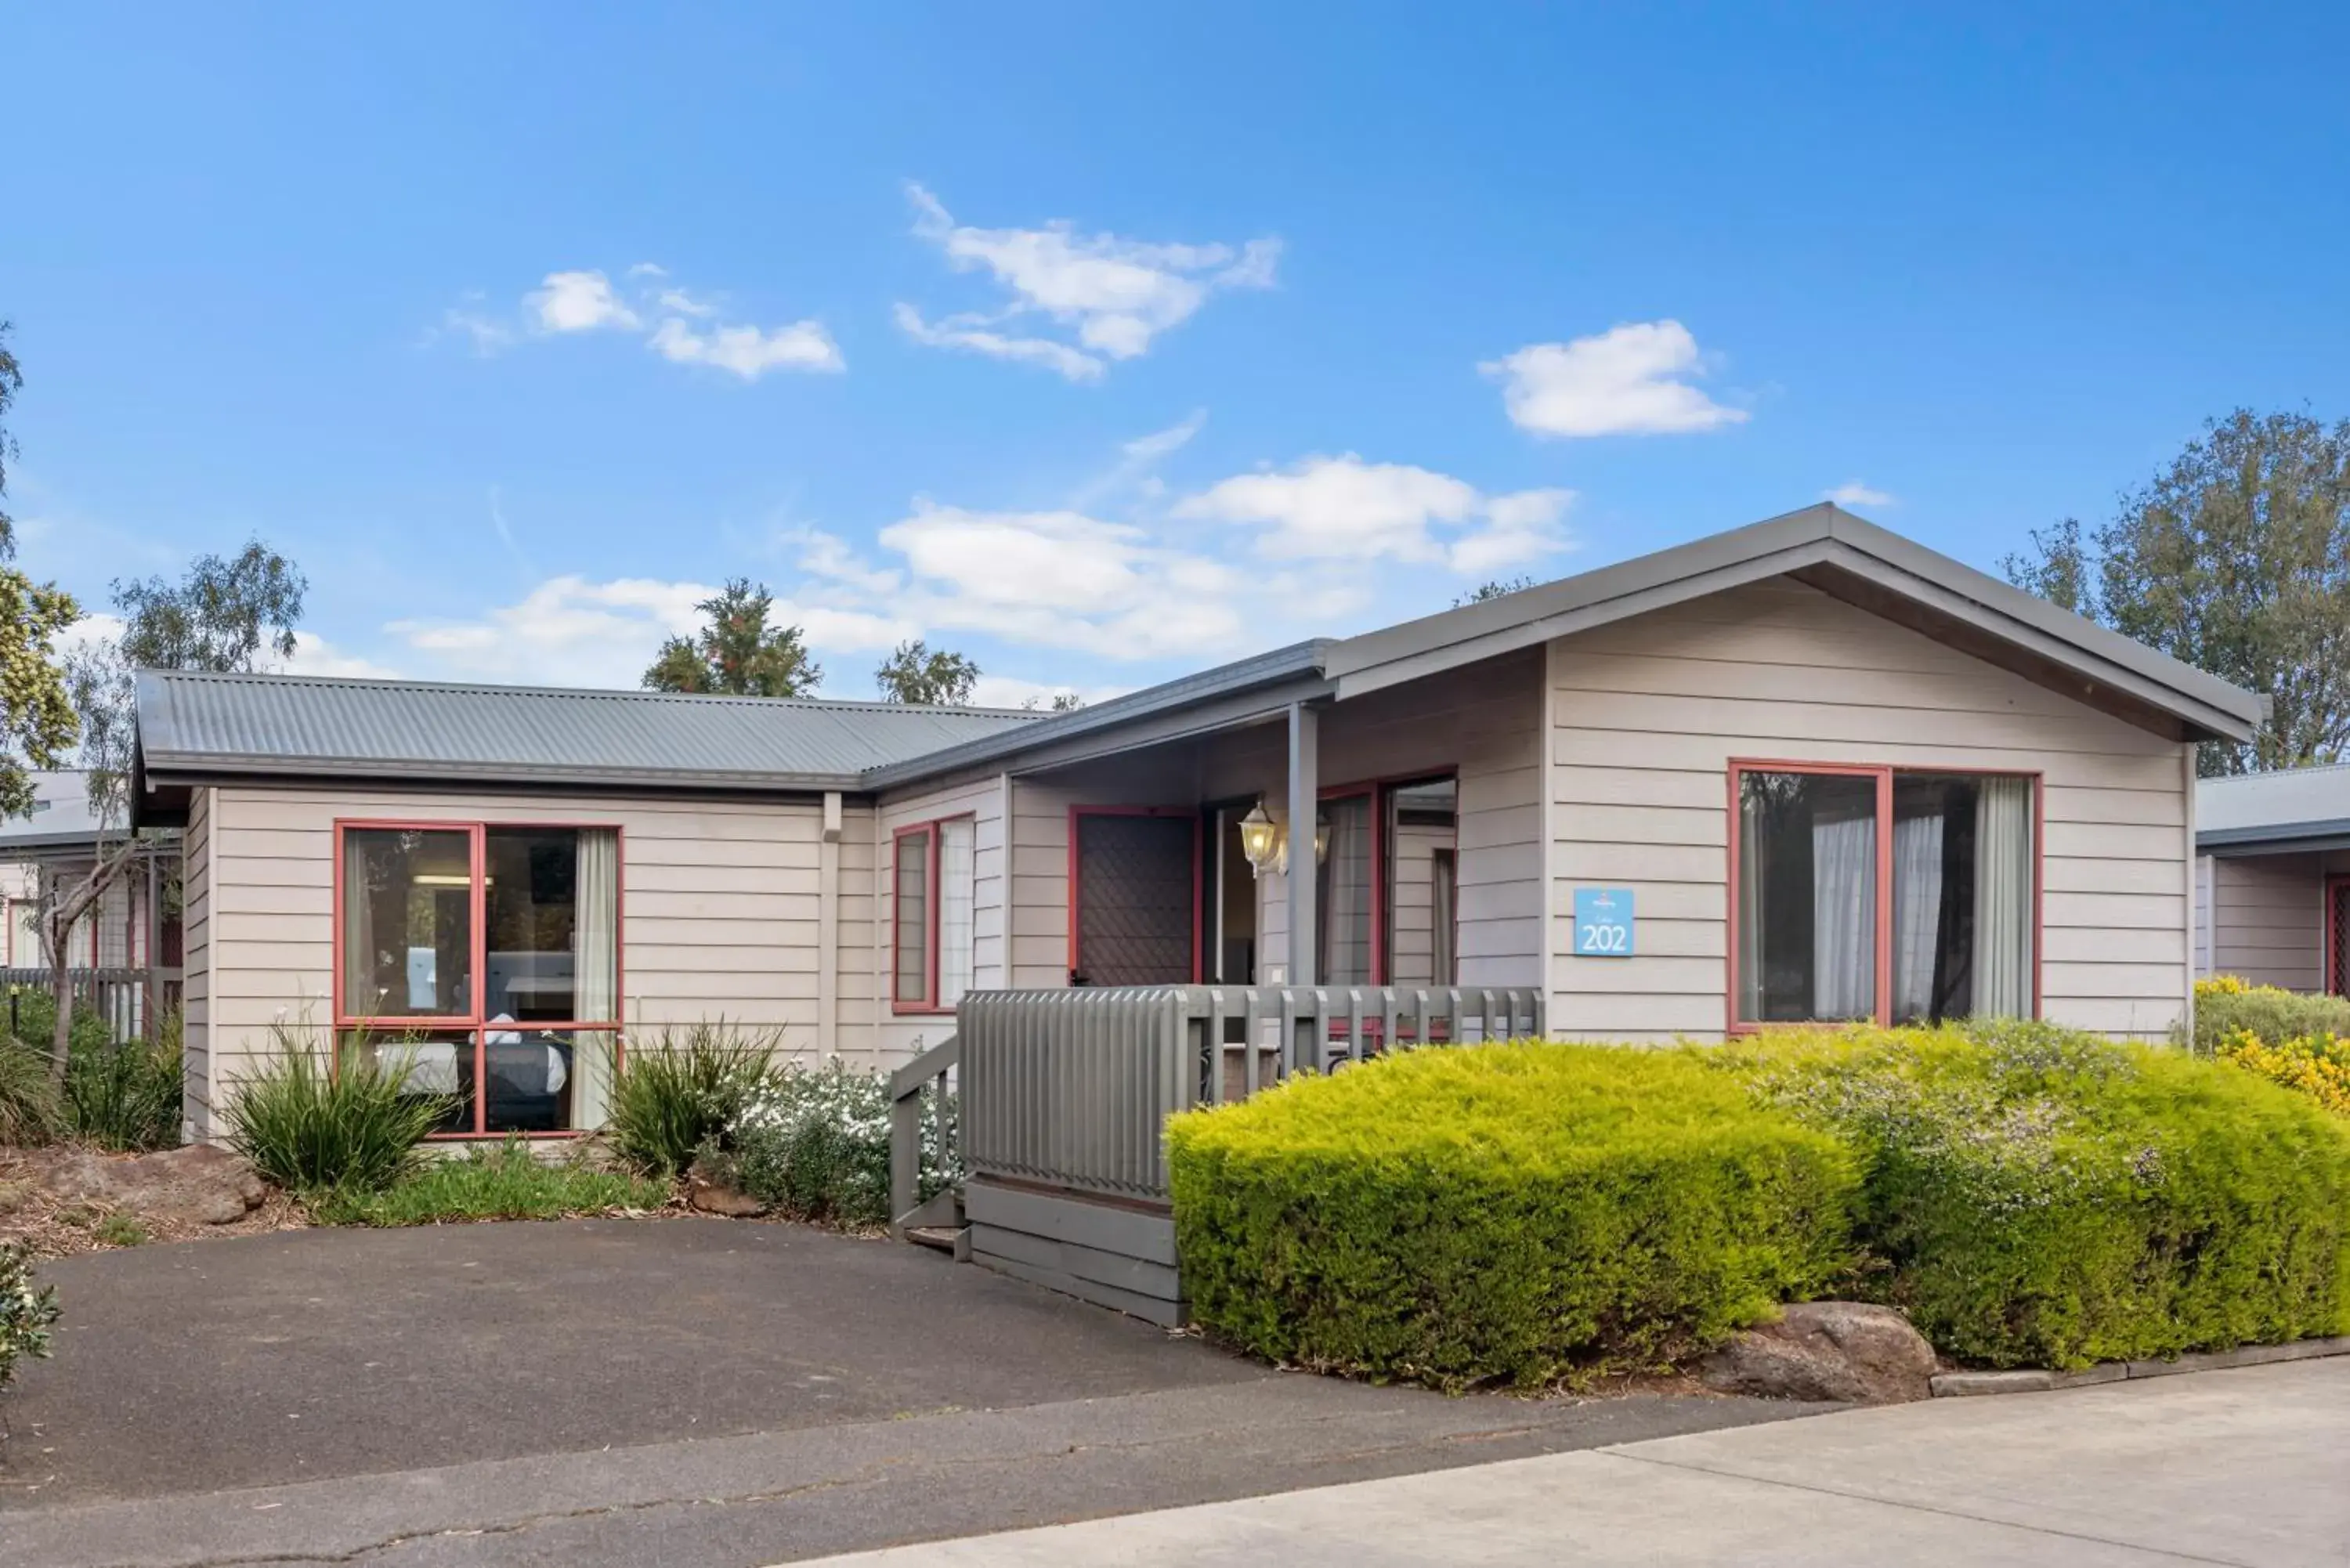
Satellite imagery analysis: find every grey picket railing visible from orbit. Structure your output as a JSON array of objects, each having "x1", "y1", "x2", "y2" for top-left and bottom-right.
[
  {"x1": 888, "y1": 1032, "x2": 960, "y2": 1237},
  {"x1": 952, "y1": 985, "x2": 1544, "y2": 1205},
  {"x1": 1, "y1": 967, "x2": 181, "y2": 1045}
]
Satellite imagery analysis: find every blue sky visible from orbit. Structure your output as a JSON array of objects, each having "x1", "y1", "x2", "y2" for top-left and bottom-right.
[{"x1": 9, "y1": 4, "x2": 2348, "y2": 704}]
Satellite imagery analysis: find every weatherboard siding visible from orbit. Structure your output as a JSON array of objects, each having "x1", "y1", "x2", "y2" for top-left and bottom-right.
[
  {"x1": 190, "y1": 783, "x2": 865, "y2": 1139},
  {"x1": 1545, "y1": 579, "x2": 2195, "y2": 1043},
  {"x1": 180, "y1": 785, "x2": 213, "y2": 1136},
  {"x1": 2204, "y1": 851, "x2": 2323, "y2": 991}
]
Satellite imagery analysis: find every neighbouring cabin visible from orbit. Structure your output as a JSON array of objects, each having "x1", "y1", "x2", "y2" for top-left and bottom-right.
[
  {"x1": 0, "y1": 768, "x2": 183, "y2": 1042},
  {"x1": 2195, "y1": 764, "x2": 2350, "y2": 995},
  {"x1": 132, "y1": 504, "x2": 2260, "y2": 1154}
]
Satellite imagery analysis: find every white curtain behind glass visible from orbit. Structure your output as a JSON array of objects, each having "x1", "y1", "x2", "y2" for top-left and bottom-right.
[
  {"x1": 938, "y1": 818, "x2": 977, "y2": 1008},
  {"x1": 1973, "y1": 779, "x2": 2034, "y2": 1017},
  {"x1": 342, "y1": 831, "x2": 375, "y2": 1013},
  {"x1": 572, "y1": 829, "x2": 620, "y2": 1129},
  {"x1": 1892, "y1": 812, "x2": 1945, "y2": 1021},
  {"x1": 1812, "y1": 811, "x2": 1876, "y2": 1019}
]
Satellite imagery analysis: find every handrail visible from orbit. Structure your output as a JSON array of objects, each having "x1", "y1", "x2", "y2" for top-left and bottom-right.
[
  {"x1": 888, "y1": 1031, "x2": 959, "y2": 1237},
  {"x1": 956, "y1": 985, "x2": 1544, "y2": 1203}
]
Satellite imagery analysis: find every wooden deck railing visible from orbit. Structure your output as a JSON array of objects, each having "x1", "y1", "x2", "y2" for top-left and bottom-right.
[
  {"x1": 1, "y1": 966, "x2": 182, "y2": 1045},
  {"x1": 950, "y1": 985, "x2": 1544, "y2": 1205}
]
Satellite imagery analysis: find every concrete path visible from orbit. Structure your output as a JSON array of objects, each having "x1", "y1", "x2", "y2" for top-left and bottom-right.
[{"x1": 792, "y1": 1357, "x2": 2350, "y2": 1568}]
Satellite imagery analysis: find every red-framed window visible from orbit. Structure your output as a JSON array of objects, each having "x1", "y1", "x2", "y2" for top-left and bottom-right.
[
  {"x1": 1726, "y1": 761, "x2": 2041, "y2": 1031},
  {"x1": 1314, "y1": 771, "x2": 1461, "y2": 988},
  {"x1": 333, "y1": 820, "x2": 624, "y2": 1138},
  {"x1": 892, "y1": 815, "x2": 976, "y2": 1013}
]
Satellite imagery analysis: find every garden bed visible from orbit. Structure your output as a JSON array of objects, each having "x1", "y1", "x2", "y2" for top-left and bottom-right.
[{"x1": 0, "y1": 1144, "x2": 308, "y2": 1259}]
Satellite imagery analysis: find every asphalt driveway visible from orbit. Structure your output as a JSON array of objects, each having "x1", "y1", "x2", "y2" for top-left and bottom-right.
[
  {"x1": 2, "y1": 1216, "x2": 1265, "y2": 1506},
  {"x1": 0, "y1": 1217, "x2": 1825, "y2": 1566}
]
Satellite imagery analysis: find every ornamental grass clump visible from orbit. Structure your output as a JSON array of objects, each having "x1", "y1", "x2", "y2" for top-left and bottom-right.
[
  {"x1": 604, "y1": 1021, "x2": 784, "y2": 1177},
  {"x1": 1719, "y1": 1019, "x2": 2350, "y2": 1369},
  {"x1": 1166, "y1": 1043, "x2": 1860, "y2": 1390},
  {"x1": 224, "y1": 1024, "x2": 452, "y2": 1194}
]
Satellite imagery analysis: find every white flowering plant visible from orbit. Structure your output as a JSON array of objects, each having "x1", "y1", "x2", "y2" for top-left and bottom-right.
[
  {"x1": 0, "y1": 1242, "x2": 60, "y2": 1395},
  {"x1": 724, "y1": 1060, "x2": 958, "y2": 1229}
]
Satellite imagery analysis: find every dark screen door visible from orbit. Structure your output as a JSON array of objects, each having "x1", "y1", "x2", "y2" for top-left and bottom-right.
[{"x1": 1073, "y1": 813, "x2": 1197, "y2": 986}]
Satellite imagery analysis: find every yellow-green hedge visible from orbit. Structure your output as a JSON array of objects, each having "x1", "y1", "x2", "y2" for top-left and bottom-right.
[
  {"x1": 1722, "y1": 1021, "x2": 2350, "y2": 1368},
  {"x1": 2196, "y1": 975, "x2": 2350, "y2": 1115},
  {"x1": 1165, "y1": 1044, "x2": 1860, "y2": 1389}
]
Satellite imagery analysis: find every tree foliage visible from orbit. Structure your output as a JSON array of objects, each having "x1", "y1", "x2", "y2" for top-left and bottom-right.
[
  {"x1": 0, "y1": 320, "x2": 22, "y2": 558},
  {"x1": 874, "y1": 639, "x2": 979, "y2": 706},
  {"x1": 642, "y1": 579, "x2": 822, "y2": 697},
  {"x1": 0, "y1": 323, "x2": 81, "y2": 823},
  {"x1": 2002, "y1": 410, "x2": 2350, "y2": 775},
  {"x1": 111, "y1": 540, "x2": 306, "y2": 674},
  {"x1": 40, "y1": 538, "x2": 306, "y2": 1080},
  {"x1": 1454, "y1": 576, "x2": 1535, "y2": 607}
]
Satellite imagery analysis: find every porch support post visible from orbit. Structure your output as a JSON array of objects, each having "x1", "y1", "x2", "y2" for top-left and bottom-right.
[
  {"x1": 818, "y1": 790, "x2": 843, "y2": 1060},
  {"x1": 1285, "y1": 701, "x2": 1318, "y2": 994}
]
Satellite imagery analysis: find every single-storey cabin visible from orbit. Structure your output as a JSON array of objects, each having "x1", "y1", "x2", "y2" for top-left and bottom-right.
[
  {"x1": 2194, "y1": 764, "x2": 2350, "y2": 994},
  {"x1": 131, "y1": 505, "x2": 2262, "y2": 1144}
]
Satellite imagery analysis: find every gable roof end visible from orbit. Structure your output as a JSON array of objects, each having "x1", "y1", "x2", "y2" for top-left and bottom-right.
[{"x1": 1321, "y1": 503, "x2": 2263, "y2": 744}]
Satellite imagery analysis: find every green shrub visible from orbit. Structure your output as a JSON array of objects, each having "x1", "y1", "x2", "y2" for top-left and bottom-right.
[
  {"x1": 605, "y1": 1021, "x2": 783, "y2": 1177},
  {"x1": 65, "y1": 1016, "x2": 183, "y2": 1153},
  {"x1": 1723, "y1": 1020, "x2": 2350, "y2": 1368},
  {"x1": 0, "y1": 1241, "x2": 60, "y2": 1395},
  {"x1": 313, "y1": 1137, "x2": 669, "y2": 1226},
  {"x1": 5, "y1": 988, "x2": 114, "y2": 1063},
  {"x1": 0, "y1": 1037, "x2": 63, "y2": 1146},
  {"x1": 224, "y1": 1025, "x2": 454, "y2": 1194},
  {"x1": 1167, "y1": 1044, "x2": 1860, "y2": 1390},
  {"x1": 3, "y1": 994, "x2": 179, "y2": 1151},
  {"x1": 723, "y1": 1059, "x2": 956, "y2": 1228},
  {"x1": 2186, "y1": 975, "x2": 2350, "y2": 1056}
]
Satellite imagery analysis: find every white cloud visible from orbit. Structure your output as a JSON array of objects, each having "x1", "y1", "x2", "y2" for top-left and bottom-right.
[
  {"x1": 1123, "y1": 410, "x2": 1207, "y2": 463},
  {"x1": 1824, "y1": 480, "x2": 1895, "y2": 508},
  {"x1": 529, "y1": 270, "x2": 642, "y2": 334},
  {"x1": 1173, "y1": 454, "x2": 1574, "y2": 572},
  {"x1": 870, "y1": 502, "x2": 1286, "y2": 661},
  {"x1": 390, "y1": 575, "x2": 911, "y2": 689},
  {"x1": 969, "y1": 674, "x2": 1130, "y2": 710},
  {"x1": 897, "y1": 183, "x2": 1279, "y2": 379},
  {"x1": 277, "y1": 632, "x2": 403, "y2": 680},
  {"x1": 649, "y1": 316, "x2": 844, "y2": 378},
  {"x1": 1483, "y1": 321, "x2": 1748, "y2": 438},
  {"x1": 444, "y1": 267, "x2": 843, "y2": 378},
  {"x1": 794, "y1": 528, "x2": 903, "y2": 596},
  {"x1": 893, "y1": 304, "x2": 1104, "y2": 383},
  {"x1": 439, "y1": 307, "x2": 516, "y2": 355}
]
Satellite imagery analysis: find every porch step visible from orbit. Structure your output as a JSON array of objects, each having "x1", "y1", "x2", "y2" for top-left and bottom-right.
[{"x1": 905, "y1": 1224, "x2": 968, "y2": 1256}]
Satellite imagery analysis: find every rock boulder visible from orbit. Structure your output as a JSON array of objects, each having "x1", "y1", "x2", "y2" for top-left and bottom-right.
[
  {"x1": 45, "y1": 1143, "x2": 268, "y2": 1227},
  {"x1": 1700, "y1": 1302, "x2": 1937, "y2": 1404}
]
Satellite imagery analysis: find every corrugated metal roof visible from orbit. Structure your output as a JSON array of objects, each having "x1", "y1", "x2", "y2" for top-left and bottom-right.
[
  {"x1": 2197, "y1": 764, "x2": 2350, "y2": 848},
  {"x1": 0, "y1": 771, "x2": 108, "y2": 848},
  {"x1": 136, "y1": 670, "x2": 1040, "y2": 792}
]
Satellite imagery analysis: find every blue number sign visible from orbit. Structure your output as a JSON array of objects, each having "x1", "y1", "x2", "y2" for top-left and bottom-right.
[{"x1": 1573, "y1": 887, "x2": 1635, "y2": 957}]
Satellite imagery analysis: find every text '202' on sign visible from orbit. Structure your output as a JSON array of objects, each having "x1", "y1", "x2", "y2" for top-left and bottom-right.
[{"x1": 1573, "y1": 887, "x2": 1634, "y2": 957}]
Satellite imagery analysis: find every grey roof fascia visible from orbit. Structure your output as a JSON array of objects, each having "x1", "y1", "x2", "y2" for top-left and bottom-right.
[
  {"x1": 859, "y1": 640, "x2": 1333, "y2": 790},
  {"x1": 1321, "y1": 504, "x2": 2264, "y2": 742},
  {"x1": 2197, "y1": 819, "x2": 2350, "y2": 852},
  {"x1": 138, "y1": 753, "x2": 868, "y2": 794}
]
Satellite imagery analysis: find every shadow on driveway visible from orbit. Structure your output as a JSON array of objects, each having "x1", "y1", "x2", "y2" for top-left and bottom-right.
[{"x1": 3, "y1": 1216, "x2": 1264, "y2": 1507}]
